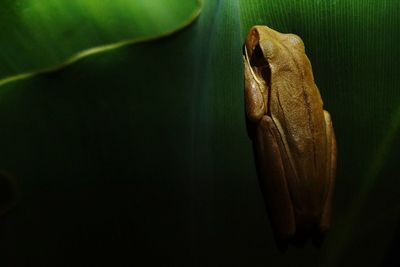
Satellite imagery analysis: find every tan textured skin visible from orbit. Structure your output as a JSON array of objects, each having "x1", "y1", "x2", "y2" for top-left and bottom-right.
[{"x1": 244, "y1": 25, "x2": 337, "y2": 239}]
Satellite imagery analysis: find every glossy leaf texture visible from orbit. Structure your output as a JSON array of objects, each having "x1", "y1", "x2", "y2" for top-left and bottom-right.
[
  {"x1": 0, "y1": 0, "x2": 201, "y2": 83},
  {"x1": 0, "y1": 0, "x2": 399, "y2": 266}
]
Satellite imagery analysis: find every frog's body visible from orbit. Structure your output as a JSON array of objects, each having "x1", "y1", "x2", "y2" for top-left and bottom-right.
[{"x1": 244, "y1": 25, "x2": 336, "y2": 240}]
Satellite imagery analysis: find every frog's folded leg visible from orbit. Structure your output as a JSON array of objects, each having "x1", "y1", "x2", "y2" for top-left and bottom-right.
[
  {"x1": 319, "y1": 110, "x2": 337, "y2": 234},
  {"x1": 254, "y1": 115, "x2": 296, "y2": 239}
]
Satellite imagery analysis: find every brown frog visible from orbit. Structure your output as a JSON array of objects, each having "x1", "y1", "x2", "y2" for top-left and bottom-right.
[{"x1": 243, "y1": 25, "x2": 337, "y2": 242}]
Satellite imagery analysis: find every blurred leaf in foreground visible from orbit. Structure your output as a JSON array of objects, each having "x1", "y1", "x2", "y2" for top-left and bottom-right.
[{"x1": 0, "y1": 0, "x2": 201, "y2": 85}]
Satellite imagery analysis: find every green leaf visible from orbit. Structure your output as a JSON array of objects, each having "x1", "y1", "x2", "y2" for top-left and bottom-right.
[{"x1": 0, "y1": 0, "x2": 201, "y2": 85}]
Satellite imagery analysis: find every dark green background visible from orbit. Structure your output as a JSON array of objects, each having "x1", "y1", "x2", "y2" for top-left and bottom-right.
[{"x1": 1, "y1": 0, "x2": 400, "y2": 266}]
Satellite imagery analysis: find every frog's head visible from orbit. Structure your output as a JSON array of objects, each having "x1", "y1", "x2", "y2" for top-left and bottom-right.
[{"x1": 244, "y1": 25, "x2": 310, "y2": 80}]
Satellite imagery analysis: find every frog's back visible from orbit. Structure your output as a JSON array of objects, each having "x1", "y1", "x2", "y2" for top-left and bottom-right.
[{"x1": 268, "y1": 46, "x2": 329, "y2": 221}]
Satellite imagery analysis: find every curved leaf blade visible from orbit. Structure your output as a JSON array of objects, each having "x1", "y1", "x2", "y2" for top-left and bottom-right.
[{"x1": 0, "y1": 0, "x2": 202, "y2": 85}]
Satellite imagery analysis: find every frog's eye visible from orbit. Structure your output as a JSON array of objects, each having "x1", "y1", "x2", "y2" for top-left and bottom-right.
[
  {"x1": 250, "y1": 44, "x2": 267, "y2": 66},
  {"x1": 249, "y1": 44, "x2": 271, "y2": 85}
]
